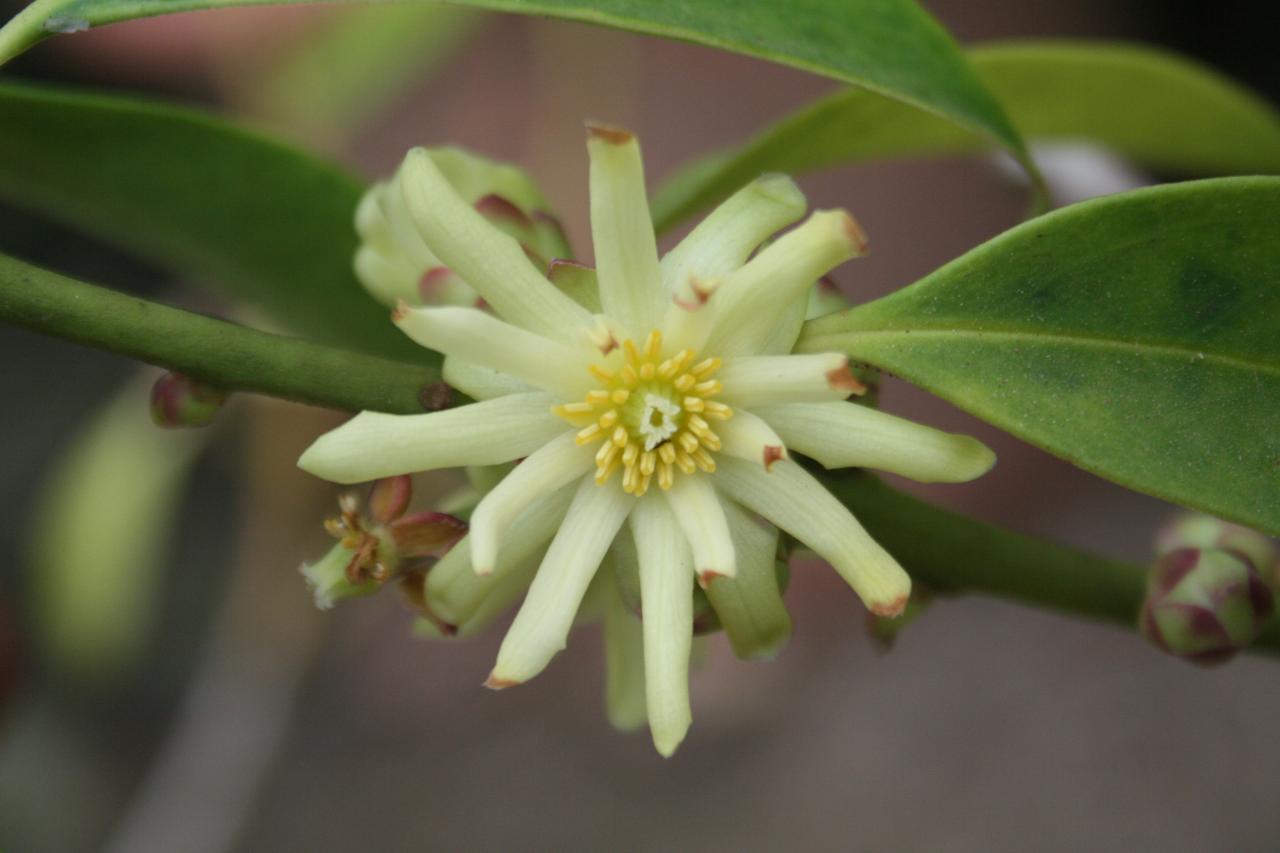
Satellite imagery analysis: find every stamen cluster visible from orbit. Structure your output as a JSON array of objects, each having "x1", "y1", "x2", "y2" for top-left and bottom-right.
[{"x1": 554, "y1": 330, "x2": 733, "y2": 496}]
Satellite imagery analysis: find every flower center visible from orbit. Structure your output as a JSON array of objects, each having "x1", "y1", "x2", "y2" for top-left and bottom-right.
[{"x1": 554, "y1": 329, "x2": 733, "y2": 497}]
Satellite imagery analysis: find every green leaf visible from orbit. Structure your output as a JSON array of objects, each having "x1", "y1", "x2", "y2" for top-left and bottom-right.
[
  {"x1": 652, "y1": 41, "x2": 1280, "y2": 231},
  {"x1": 0, "y1": 0, "x2": 1037, "y2": 181},
  {"x1": 229, "y1": 4, "x2": 483, "y2": 145},
  {"x1": 0, "y1": 80, "x2": 419, "y2": 360},
  {"x1": 32, "y1": 373, "x2": 208, "y2": 676},
  {"x1": 799, "y1": 177, "x2": 1280, "y2": 536}
]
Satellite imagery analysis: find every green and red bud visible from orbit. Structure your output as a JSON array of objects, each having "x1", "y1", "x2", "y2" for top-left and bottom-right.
[
  {"x1": 1140, "y1": 547, "x2": 1274, "y2": 664},
  {"x1": 1155, "y1": 513, "x2": 1277, "y2": 585},
  {"x1": 149, "y1": 372, "x2": 227, "y2": 428},
  {"x1": 355, "y1": 147, "x2": 572, "y2": 309}
]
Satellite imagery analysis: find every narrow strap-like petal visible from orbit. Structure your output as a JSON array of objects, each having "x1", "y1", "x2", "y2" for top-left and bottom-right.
[
  {"x1": 470, "y1": 433, "x2": 596, "y2": 574},
  {"x1": 297, "y1": 393, "x2": 566, "y2": 485},
  {"x1": 660, "y1": 474, "x2": 736, "y2": 584},
  {"x1": 660, "y1": 173, "x2": 805, "y2": 294},
  {"x1": 705, "y1": 499, "x2": 792, "y2": 660},
  {"x1": 603, "y1": 575, "x2": 647, "y2": 732},
  {"x1": 395, "y1": 306, "x2": 590, "y2": 400},
  {"x1": 488, "y1": 476, "x2": 634, "y2": 686},
  {"x1": 629, "y1": 495, "x2": 695, "y2": 757},
  {"x1": 718, "y1": 408, "x2": 788, "y2": 471},
  {"x1": 755, "y1": 402, "x2": 996, "y2": 483},
  {"x1": 714, "y1": 456, "x2": 910, "y2": 617},
  {"x1": 705, "y1": 210, "x2": 866, "y2": 358},
  {"x1": 587, "y1": 123, "x2": 664, "y2": 336},
  {"x1": 399, "y1": 148, "x2": 592, "y2": 341},
  {"x1": 426, "y1": 483, "x2": 575, "y2": 626},
  {"x1": 451, "y1": 558, "x2": 540, "y2": 639},
  {"x1": 375, "y1": 179, "x2": 441, "y2": 271},
  {"x1": 718, "y1": 353, "x2": 862, "y2": 408},
  {"x1": 442, "y1": 355, "x2": 533, "y2": 400},
  {"x1": 353, "y1": 245, "x2": 420, "y2": 307}
]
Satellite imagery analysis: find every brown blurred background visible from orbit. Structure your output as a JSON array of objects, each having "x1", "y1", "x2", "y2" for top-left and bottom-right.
[{"x1": 1, "y1": 1, "x2": 1278, "y2": 850}]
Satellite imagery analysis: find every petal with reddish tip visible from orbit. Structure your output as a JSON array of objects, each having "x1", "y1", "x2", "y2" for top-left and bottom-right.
[
  {"x1": 660, "y1": 475, "x2": 735, "y2": 583},
  {"x1": 660, "y1": 173, "x2": 805, "y2": 294},
  {"x1": 755, "y1": 401, "x2": 996, "y2": 484},
  {"x1": 705, "y1": 499, "x2": 791, "y2": 661},
  {"x1": 718, "y1": 353, "x2": 856, "y2": 408},
  {"x1": 629, "y1": 495, "x2": 695, "y2": 756},
  {"x1": 488, "y1": 475, "x2": 634, "y2": 685},
  {"x1": 705, "y1": 210, "x2": 867, "y2": 358},
  {"x1": 714, "y1": 456, "x2": 910, "y2": 616},
  {"x1": 587, "y1": 122, "x2": 664, "y2": 335}
]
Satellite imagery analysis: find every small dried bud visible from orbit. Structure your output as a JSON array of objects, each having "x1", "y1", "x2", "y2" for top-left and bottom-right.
[
  {"x1": 302, "y1": 477, "x2": 467, "y2": 610},
  {"x1": 1140, "y1": 547, "x2": 1275, "y2": 664},
  {"x1": 1155, "y1": 513, "x2": 1277, "y2": 585},
  {"x1": 149, "y1": 373, "x2": 227, "y2": 428}
]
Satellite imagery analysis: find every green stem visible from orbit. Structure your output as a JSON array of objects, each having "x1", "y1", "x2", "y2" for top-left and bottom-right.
[
  {"x1": 0, "y1": 0, "x2": 69, "y2": 66},
  {"x1": 0, "y1": 253, "x2": 440, "y2": 414},
  {"x1": 5, "y1": 253, "x2": 1277, "y2": 657},
  {"x1": 823, "y1": 471, "x2": 1280, "y2": 655}
]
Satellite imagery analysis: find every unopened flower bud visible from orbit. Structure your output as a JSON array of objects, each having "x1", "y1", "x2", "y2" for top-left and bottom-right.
[
  {"x1": 149, "y1": 372, "x2": 227, "y2": 428},
  {"x1": 355, "y1": 148, "x2": 571, "y2": 309},
  {"x1": 1155, "y1": 513, "x2": 1277, "y2": 584},
  {"x1": 1140, "y1": 547, "x2": 1274, "y2": 664}
]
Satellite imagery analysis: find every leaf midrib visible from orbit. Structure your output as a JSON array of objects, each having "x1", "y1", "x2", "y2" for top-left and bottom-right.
[{"x1": 803, "y1": 326, "x2": 1280, "y2": 378}]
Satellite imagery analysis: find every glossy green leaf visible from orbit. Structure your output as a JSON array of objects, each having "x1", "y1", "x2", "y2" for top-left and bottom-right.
[
  {"x1": 652, "y1": 41, "x2": 1280, "y2": 230},
  {"x1": 0, "y1": 0, "x2": 1036, "y2": 181},
  {"x1": 799, "y1": 177, "x2": 1280, "y2": 536},
  {"x1": 0, "y1": 80, "x2": 419, "y2": 360}
]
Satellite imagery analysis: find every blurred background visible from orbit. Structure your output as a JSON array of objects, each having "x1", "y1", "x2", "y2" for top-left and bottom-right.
[{"x1": 1, "y1": 1, "x2": 1278, "y2": 850}]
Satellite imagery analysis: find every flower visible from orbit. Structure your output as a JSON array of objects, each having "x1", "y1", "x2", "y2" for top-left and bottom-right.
[
  {"x1": 300, "y1": 474, "x2": 466, "y2": 616},
  {"x1": 299, "y1": 123, "x2": 995, "y2": 755}
]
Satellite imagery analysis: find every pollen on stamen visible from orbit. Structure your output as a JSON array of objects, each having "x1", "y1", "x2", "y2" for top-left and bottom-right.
[{"x1": 554, "y1": 331, "x2": 734, "y2": 497}]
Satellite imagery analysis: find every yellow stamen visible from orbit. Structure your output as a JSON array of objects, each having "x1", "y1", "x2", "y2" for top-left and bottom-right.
[
  {"x1": 553, "y1": 331, "x2": 734, "y2": 496},
  {"x1": 691, "y1": 357, "x2": 721, "y2": 378}
]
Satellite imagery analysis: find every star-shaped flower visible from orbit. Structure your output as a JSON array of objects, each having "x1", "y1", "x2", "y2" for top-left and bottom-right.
[{"x1": 299, "y1": 123, "x2": 995, "y2": 755}]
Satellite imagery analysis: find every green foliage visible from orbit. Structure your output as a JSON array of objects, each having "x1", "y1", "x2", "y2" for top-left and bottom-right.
[
  {"x1": 0, "y1": 0, "x2": 1036, "y2": 180},
  {"x1": 31, "y1": 375, "x2": 208, "y2": 676},
  {"x1": 232, "y1": 4, "x2": 482, "y2": 145},
  {"x1": 0, "y1": 81, "x2": 417, "y2": 360},
  {"x1": 800, "y1": 178, "x2": 1280, "y2": 535},
  {"x1": 652, "y1": 41, "x2": 1280, "y2": 230}
]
